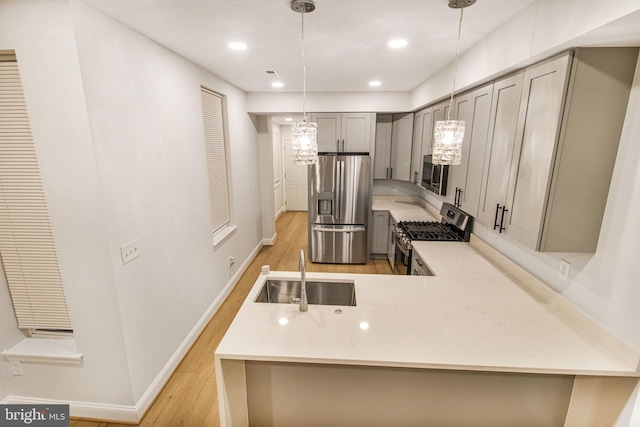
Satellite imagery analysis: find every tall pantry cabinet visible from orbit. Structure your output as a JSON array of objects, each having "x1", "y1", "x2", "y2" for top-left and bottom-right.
[{"x1": 477, "y1": 48, "x2": 638, "y2": 253}]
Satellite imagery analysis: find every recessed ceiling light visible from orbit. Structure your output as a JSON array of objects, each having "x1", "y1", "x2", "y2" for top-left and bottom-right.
[
  {"x1": 285, "y1": 117, "x2": 293, "y2": 122},
  {"x1": 228, "y1": 42, "x2": 247, "y2": 51},
  {"x1": 272, "y1": 82, "x2": 284, "y2": 88},
  {"x1": 369, "y1": 81, "x2": 382, "y2": 87},
  {"x1": 388, "y1": 39, "x2": 408, "y2": 49}
]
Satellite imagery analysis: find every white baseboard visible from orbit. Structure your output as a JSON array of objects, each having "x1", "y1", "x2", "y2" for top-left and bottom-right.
[
  {"x1": 262, "y1": 232, "x2": 277, "y2": 246},
  {"x1": 2, "y1": 241, "x2": 264, "y2": 424},
  {"x1": 132, "y1": 240, "x2": 263, "y2": 422}
]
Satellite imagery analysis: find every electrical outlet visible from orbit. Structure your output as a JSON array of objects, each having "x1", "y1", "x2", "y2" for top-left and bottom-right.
[
  {"x1": 120, "y1": 239, "x2": 140, "y2": 265},
  {"x1": 229, "y1": 256, "x2": 236, "y2": 267},
  {"x1": 10, "y1": 360, "x2": 23, "y2": 376},
  {"x1": 559, "y1": 259, "x2": 570, "y2": 282}
]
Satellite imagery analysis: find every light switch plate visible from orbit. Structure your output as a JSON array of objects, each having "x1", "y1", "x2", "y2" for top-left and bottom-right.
[
  {"x1": 10, "y1": 360, "x2": 23, "y2": 376},
  {"x1": 120, "y1": 239, "x2": 140, "y2": 265},
  {"x1": 559, "y1": 259, "x2": 570, "y2": 282}
]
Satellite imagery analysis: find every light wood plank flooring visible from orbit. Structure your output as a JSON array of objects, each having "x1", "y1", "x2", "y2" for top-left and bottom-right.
[{"x1": 70, "y1": 211, "x2": 391, "y2": 427}]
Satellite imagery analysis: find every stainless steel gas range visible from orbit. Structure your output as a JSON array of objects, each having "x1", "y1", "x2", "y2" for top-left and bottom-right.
[{"x1": 392, "y1": 203, "x2": 472, "y2": 275}]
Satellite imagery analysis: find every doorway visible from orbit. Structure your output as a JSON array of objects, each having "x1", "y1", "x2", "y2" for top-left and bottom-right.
[{"x1": 283, "y1": 137, "x2": 308, "y2": 211}]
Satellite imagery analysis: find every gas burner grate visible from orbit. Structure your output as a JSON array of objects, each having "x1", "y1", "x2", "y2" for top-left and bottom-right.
[{"x1": 398, "y1": 221, "x2": 463, "y2": 242}]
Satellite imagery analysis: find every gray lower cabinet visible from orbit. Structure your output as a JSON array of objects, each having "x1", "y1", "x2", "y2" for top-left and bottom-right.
[
  {"x1": 446, "y1": 83, "x2": 493, "y2": 217},
  {"x1": 387, "y1": 215, "x2": 396, "y2": 269},
  {"x1": 479, "y1": 48, "x2": 638, "y2": 252},
  {"x1": 371, "y1": 211, "x2": 390, "y2": 255}
]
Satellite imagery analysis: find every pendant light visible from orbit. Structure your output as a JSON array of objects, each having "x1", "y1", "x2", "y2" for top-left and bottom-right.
[
  {"x1": 432, "y1": 0, "x2": 476, "y2": 166},
  {"x1": 290, "y1": 0, "x2": 318, "y2": 165}
]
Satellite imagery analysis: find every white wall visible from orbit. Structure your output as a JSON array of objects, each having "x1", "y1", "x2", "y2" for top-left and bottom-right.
[
  {"x1": 69, "y1": 0, "x2": 262, "y2": 403},
  {"x1": 0, "y1": 0, "x2": 134, "y2": 407},
  {"x1": 0, "y1": 0, "x2": 263, "y2": 416},
  {"x1": 247, "y1": 91, "x2": 412, "y2": 115}
]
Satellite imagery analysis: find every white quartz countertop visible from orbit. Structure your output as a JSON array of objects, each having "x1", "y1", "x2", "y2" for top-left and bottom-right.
[
  {"x1": 215, "y1": 241, "x2": 639, "y2": 377},
  {"x1": 371, "y1": 197, "x2": 438, "y2": 222}
]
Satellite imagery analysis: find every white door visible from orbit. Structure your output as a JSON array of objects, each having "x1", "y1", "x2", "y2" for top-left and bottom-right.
[{"x1": 284, "y1": 138, "x2": 308, "y2": 211}]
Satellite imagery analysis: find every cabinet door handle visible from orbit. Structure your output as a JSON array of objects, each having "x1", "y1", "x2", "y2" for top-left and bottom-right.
[
  {"x1": 458, "y1": 188, "x2": 463, "y2": 208},
  {"x1": 499, "y1": 206, "x2": 509, "y2": 233},
  {"x1": 390, "y1": 167, "x2": 393, "y2": 179},
  {"x1": 336, "y1": 139, "x2": 340, "y2": 152},
  {"x1": 493, "y1": 204, "x2": 502, "y2": 230},
  {"x1": 414, "y1": 171, "x2": 418, "y2": 184}
]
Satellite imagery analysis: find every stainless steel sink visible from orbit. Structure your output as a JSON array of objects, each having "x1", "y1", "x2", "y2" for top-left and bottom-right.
[{"x1": 255, "y1": 279, "x2": 356, "y2": 307}]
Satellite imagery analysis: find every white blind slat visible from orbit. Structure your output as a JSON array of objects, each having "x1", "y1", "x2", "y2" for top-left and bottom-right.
[
  {"x1": 201, "y1": 87, "x2": 230, "y2": 232},
  {"x1": 0, "y1": 60, "x2": 72, "y2": 331}
]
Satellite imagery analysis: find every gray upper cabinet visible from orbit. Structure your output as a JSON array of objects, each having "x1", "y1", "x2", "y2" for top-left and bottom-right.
[
  {"x1": 446, "y1": 83, "x2": 493, "y2": 216},
  {"x1": 390, "y1": 113, "x2": 414, "y2": 181},
  {"x1": 479, "y1": 48, "x2": 638, "y2": 252},
  {"x1": 410, "y1": 107, "x2": 433, "y2": 186},
  {"x1": 477, "y1": 71, "x2": 524, "y2": 228},
  {"x1": 373, "y1": 113, "x2": 414, "y2": 181},
  {"x1": 501, "y1": 53, "x2": 572, "y2": 249},
  {"x1": 373, "y1": 114, "x2": 393, "y2": 179},
  {"x1": 411, "y1": 102, "x2": 450, "y2": 189},
  {"x1": 311, "y1": 112, "x2": 375, "y2": 153}
]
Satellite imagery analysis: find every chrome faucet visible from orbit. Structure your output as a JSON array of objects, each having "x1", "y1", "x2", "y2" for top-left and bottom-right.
[{"x1": 299, "y1": 249, "x2": 308, "y2": 312}]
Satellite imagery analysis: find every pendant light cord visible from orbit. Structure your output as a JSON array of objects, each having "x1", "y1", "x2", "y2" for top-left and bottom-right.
[
  {"x1": 301, "y1": 12, "x2": 308, "y2": 123},
  {"x1": 447, "y1": 7, "x2": 463, "y2": 121}
]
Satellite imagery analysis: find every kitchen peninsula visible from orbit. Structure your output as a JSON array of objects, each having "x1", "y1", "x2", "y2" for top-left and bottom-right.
[{"x1": 215, "y1": 205, "x2": 640, "y2": 426}]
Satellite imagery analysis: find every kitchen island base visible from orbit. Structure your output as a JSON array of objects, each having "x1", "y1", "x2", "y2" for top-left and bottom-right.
[{"x1": 216, "y1": 358, "x2": 639, "y2": 426}]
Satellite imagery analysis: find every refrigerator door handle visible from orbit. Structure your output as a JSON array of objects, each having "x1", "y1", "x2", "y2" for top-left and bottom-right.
[
  {"x1": 336, "y1": 159, "x2": 343, "y2": 220},
  {"x1": 312, "y1": 225, "x2": 366, "y2": 233}
]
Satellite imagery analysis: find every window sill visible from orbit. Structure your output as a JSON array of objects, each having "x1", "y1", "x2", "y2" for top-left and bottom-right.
[
  {"x1": 1, "y1": 337, "x2": 82, "y2": 365},
  {"x1": 213, "y1": 224, "x2": 237, "y2": 250}
]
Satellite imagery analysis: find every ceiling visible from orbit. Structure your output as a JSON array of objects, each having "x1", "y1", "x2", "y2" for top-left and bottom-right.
[{"x1": 81, "y1": 0, "x2": 537, "y2": 94}]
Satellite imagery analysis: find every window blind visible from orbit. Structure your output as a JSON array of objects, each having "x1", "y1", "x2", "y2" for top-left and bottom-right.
[
  {"x1": 0, "y1": 59, "x2": 72, "y2": 331},
  {"x1": 200, "y1": 87, "x2": 230, "y2": 232}
]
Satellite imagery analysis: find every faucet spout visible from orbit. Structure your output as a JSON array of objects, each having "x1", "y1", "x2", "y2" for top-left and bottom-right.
[{"x1": 299, "y1": 249, "x2": 308, "y2": 312}]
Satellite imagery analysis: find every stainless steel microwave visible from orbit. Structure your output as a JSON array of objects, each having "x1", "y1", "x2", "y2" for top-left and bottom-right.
[{"x1": 422, "y1": 154, "x2": 449, "y2": 196}]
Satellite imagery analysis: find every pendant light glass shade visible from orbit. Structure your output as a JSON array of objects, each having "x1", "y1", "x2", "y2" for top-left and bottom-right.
[
  {"x1": 291, "y1": 121, "x2": 318, "y2": 164},
  {"x1": 433, "y1": 120, "x2": 464, "y2": 165},
  {"x1": 291, "y1": 0, "x2": 317, "y2": 165},
  {"x1": 433, "y1": 4, "x2": 472, "y2": 166}
]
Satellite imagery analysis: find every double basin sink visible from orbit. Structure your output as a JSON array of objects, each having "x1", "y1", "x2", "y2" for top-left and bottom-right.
[{"x1": 255, "y1": 279, "x2": 357, "y2": 307}]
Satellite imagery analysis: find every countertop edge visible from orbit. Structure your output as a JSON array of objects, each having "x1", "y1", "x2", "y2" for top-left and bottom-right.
[{"x1": 214, "y1": 352, "x2": 640, "y2": 378}]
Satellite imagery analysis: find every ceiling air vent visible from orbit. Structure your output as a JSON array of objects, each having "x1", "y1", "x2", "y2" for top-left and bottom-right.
[{"x1": 265, "y1": 70, "x2": 280, "y2": 77}]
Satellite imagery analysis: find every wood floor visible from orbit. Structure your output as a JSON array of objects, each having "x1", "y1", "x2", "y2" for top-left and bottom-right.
[{"x1": 70, "y1": 211, "x2": 391, "y2": 427}]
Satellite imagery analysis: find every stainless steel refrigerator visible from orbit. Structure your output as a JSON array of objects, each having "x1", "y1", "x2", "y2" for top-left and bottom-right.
[{"x1": 309, "y1": 154, "x2": 370, "y2": 264}]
